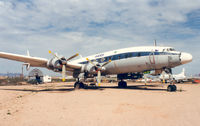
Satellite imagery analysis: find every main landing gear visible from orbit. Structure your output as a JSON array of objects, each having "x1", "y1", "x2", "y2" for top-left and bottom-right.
[
  {"x1": 167, "y1": 85, "x2": 177, "y2": 92},
  {"x1": 74, "y1": 81, "x2": 85, "y2": 89},
  {"x1": 118, "y1": 80, "x2": 127, "y2": 88}
]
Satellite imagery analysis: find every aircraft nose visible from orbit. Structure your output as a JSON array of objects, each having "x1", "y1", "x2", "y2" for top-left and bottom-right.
[{"x1": 180, "y1": 52, "x2": 193, "y2": 64}]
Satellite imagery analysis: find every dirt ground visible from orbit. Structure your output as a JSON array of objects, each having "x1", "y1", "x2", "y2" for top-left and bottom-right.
[{"x1": 0, "y1": 82, "x2": 200, "y2": 126}]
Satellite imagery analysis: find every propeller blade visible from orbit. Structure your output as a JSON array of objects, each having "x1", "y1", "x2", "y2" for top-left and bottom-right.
[
  {"x1": 49, "y1": 50, "x2": 60, "y2": 59},
  {"x1": 102, "y1": 59, "x2": 111, "y2": 67},
  {"x1": 97, "y1": 70, "x2": 101, "y2": 86},
  {"x1": 67, "y1": 53, "x2": 79, "y2": 61},
  {"x1": 62, "y1": 65, "x2": 66, "y2": 82},
  {"x1": 86, "y1": 58, "x2": 96, "y2": 66}
]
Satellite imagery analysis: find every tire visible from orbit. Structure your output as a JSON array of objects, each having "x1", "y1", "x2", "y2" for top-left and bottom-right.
[
  {"x1": 172, "y1": 85, "x2": 177, "y2": 91},
  {"x1": 122, "y1": 81, "x2": 127, "y2": 88},
  {"x1": 167, "y1": 85, "x2": 176, "y2": 92},
  {"x1": 167, "y1": 85, "x2": 173, "y2": 92},
  {"x1": 118, "y1": 81, "x2": 123, "y2": 88},
  {"x1": 74, "y1": 82, "x2": 79, "y2": 89},
  {"x1": 118, "y1": 81, "x2": 127, "y2": 88},
  {"x1": 74, "y1": 82, "x2": 84, "y2": 89},
  {"x1": 79, "y1": 82, "x2": 85, "y2": 88}
]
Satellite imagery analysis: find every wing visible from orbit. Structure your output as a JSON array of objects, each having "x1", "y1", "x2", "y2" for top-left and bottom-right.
[
  {"x1": 0, "y1": 51, "x2": 48, "y2": 67},
  {"x1": 66, "y1": 62, "x2": 82, "y2": 70},
  {"x1": 0, "y1": 51, "x2": 82, "y2": 71}
]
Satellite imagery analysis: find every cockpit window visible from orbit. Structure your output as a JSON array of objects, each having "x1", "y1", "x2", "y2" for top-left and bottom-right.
[
  {"x1": 169, "y1": 48, "x2": 175, "y2": 51},
  {"x1": 163, "y1": 48, "x2": 175, "y2": 52}
]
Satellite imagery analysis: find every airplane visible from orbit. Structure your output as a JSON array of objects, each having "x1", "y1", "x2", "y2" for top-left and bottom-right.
[
  {"x1": 160, "y1": 68, "x2": 188, "y2": 83},
  {"x1": 0, "y1": 46, "x2": 193, "y2": 91}
]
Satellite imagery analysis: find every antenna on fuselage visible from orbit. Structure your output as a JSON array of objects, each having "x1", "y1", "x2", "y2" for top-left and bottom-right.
[{"x1": 154, "y1": 40, "x2": 157, "y2": 46}]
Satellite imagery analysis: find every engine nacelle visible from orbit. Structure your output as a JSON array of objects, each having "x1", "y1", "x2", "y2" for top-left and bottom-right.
[
  {"x1": 81, "y1": 62, "x2": 107, "y2": 78},
  {"x1": 47, "y1": 57, "x2": 62, "y2": 72},
  {"x1": 81, "y1": 63, "x2": 96, "y2": 75}
]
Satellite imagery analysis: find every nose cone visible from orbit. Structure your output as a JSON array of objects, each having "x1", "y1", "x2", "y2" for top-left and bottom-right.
[{"x1": 180, "y1": 52, "x2": 193, "y2": 64}]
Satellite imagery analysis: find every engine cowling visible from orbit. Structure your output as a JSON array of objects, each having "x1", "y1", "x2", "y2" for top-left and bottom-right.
[
  {"x1": 81, "y1": 63, "x2": 97, "y2": 74},
  {"x1": 81, "y1": 61, "x2": 107, "y2": 78},
  {"x1": 47, "y1": 57, "x2": 62, "y2": 72}
]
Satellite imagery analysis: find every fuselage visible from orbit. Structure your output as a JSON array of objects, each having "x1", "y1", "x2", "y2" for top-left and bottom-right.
[
  {"x1": 0, "y1": 45, "x2": 192, "y2": 81},
  {"x1": 70, "y1": 46, "x2": 192, "y2": 75}
]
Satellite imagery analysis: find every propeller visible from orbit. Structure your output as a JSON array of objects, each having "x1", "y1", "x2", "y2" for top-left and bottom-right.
[
  {"x1": 49, "y1": 51, "x2": 79, "y2": 82},
  {"x1": 67, "y1": 53, "x2": 79, "y2": 61},
  {"x1": 62, "y1": 64, "x2": 66, "y2": 82},
  {"x1": 86, "y1": 58, "x2": 111, "y2": 86}
]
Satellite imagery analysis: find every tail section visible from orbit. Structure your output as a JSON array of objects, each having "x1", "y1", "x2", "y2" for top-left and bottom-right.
[
  {"x1": 181, "y1": 68, "x2": 185, "y2": 76},
  {"x1": 27, "y1": 50, "x2": 30, "y2": 56}
]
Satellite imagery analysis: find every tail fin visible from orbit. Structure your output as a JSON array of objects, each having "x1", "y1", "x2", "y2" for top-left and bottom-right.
[
  {"x1": 181, "y1": 68, "x2": 185, "y2": 76},
  {"x1": 27, "y1": 50, "x2": 30, "y2": 56}
]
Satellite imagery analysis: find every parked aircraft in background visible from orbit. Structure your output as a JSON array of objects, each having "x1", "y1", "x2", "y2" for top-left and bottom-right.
[
  {"x1": 0, "y1": 46, "x2": 192, "y2": 91},
  {"x1": 160, "y1": 68, "x2": 188, "y2": 83}
]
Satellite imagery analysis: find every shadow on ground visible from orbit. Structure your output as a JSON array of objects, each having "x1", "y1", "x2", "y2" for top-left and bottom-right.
[
  {"x1": 84, "y1": 84, "x2": 167, "y2": 91},
  {"x1": 0, "y1": 84, "x2": 185, "y2": 92},
  {"x1": 0, "y1": 88, "x2": 75, "y2": 92}
]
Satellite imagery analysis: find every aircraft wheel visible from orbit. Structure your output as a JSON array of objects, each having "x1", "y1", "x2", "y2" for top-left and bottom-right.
[
  {"x1": 167, "y1": 85, "x2": 177, "y2": 92},
  {"x1": 118, "y1": 81, "x2": 127, "y2": 88},
  {"x1": 167, "y1": 85, "x2": 173, "y2": 91},
  {"x1": 74, "y1": 82, "x2": 85, "y2": 89},
  {"x1": 172, "y1": 85, "x2": 177, "y2": 91},
  {"x1": 122, "y1": 81, "x2": 127, "y2": 88},
  {"x1": 118, "y1": 82, "x2": 122, "y2": 88}
]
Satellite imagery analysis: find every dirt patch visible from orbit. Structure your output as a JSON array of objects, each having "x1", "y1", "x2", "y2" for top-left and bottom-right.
[{"x1": 0, "y1": 82, "x2": 200, "y2": 126}]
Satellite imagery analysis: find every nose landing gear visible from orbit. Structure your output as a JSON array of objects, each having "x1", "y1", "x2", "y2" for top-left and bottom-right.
[
  {"x1": 118, "y1": 80, "x2": 127, "y2": 88},
  {"x1": 162, "y1": 68, "x2": 177, "y2": 92}
]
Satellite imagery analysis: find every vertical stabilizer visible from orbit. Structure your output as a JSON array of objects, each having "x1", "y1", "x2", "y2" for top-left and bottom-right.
[
  {"x1": 181, "y1": 68, "x2": 185, "y2": 76},
  {"x1": 27, "y1": 50, "x2": 30, "y2": 56}
]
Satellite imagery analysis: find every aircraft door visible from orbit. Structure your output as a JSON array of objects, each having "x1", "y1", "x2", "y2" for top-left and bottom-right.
[
  {"x1": 168, "y1": 56, "x2": 173, "y2": 67},
  {"x1": 149, "y1": 52, "x2": 156, "y2": 69}
]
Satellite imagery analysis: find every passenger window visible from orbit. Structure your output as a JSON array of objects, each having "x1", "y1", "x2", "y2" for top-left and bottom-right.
[
  {"x1": 120, "y1": 54, "x2": 125, "y2": 59},
  {"x1": 154, "y1": 52, "x2": 159, "y2": 55},
  {"x1": 137, "y1": 53, "x2": 141, "y2": 57},
  {"x1": 105, "y1": 57, "x2": 108, "y2": 61},
  {"x1": 112, "y1": 55, "x2": 117, "y2": 60},
  {"x1": 101, "y1": 58, "x2": 105, "y2": 62},
  {"x1": 142, "y1": 52, "x2": 146, "y2": 56},
  {"x1": 125, "y1": 54, "x2": 128, "y2": 58},
  {"x1": 169, "y1": 48, "x2": 175, "y2": 51},
  {"x1": 128, "y1": 53, "x2": 132, "y2": 57},
  {"x1": 132, "y1": 53, "x2": 137, "y2": 57},
  {"x1": 97, "y1": 59, "x2": 100, "y2": 63}
]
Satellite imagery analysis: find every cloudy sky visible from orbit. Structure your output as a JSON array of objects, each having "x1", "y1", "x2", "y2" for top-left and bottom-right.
[{"x1": 0, "y1": 0, "x2": 200, "y2": 76}]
